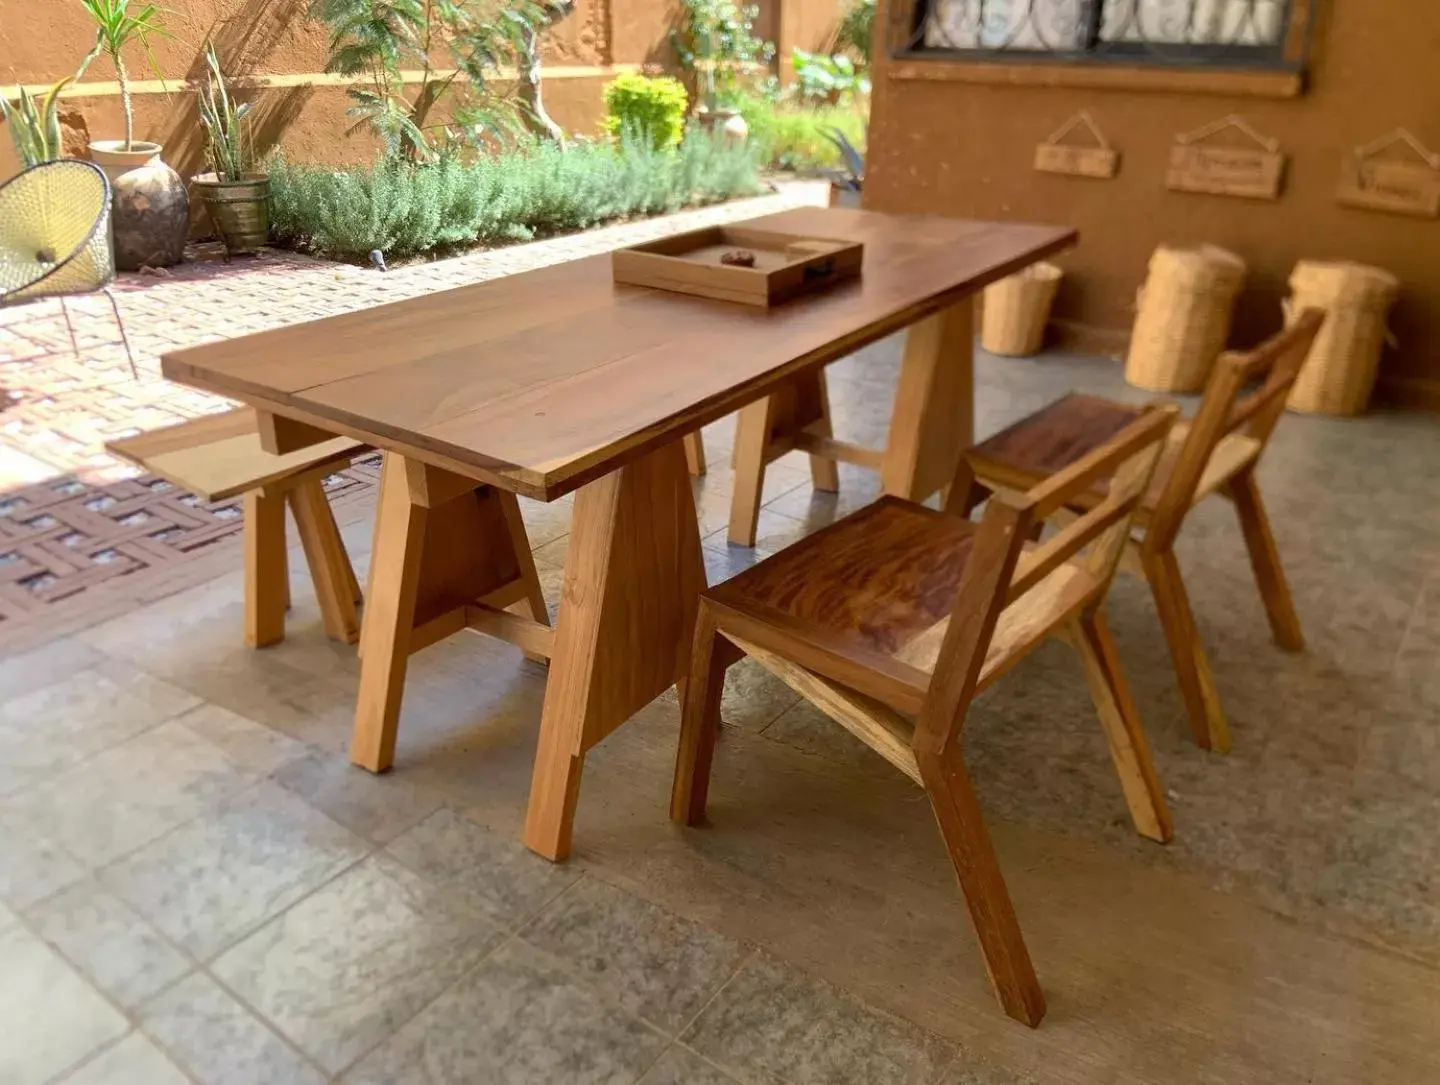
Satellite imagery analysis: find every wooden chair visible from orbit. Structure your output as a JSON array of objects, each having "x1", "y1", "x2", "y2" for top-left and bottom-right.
[
  {"x1": 108, "y1": 408, "x2": 365, "y2": 648},
  {"x1": 671, "y1": 405, "x2": 1179, "y2": 1027},
  {"x1": 959, "y1": 311, "x2": 1324, "y2": 753}
]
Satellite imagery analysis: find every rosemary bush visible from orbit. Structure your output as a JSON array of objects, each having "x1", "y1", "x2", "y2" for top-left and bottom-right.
[{"x1": 268, "y1": 130, "x2": 764, "y2": 259}]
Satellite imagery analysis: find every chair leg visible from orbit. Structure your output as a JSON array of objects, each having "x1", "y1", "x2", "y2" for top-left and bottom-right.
[
  {"x1": 916, "y1": 746, "x2": 1046, "y2": 1028},
  {"x1": 57, "y1": 297, "x2": 80, "y2": 358},
  {"x1": 289, "y1": 479, "x2": 361, "y2": 645},
  {"x1": 243, "y1": 489, "x2": 288, "y2": 648},
  {"x1": 1227, "y1": 469, "x2": 1304, "y2": 652},
  {"x1": 1142, "y1": 546, "x2": 1230, "y2": 754},
  {"x1": 1069, "y1": 610, "x2": 1173, "y2": 844},
  {"x1": 671, "y1": 606, "x2": 730, "y2": 826},
  {"x1": 102, "y1": 286, "x2": 138, "y2": 379}
]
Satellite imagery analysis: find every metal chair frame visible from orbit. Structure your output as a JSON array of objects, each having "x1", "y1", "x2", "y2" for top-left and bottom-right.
[{"x1": 0, "y1": 159, "x2": 137, "y2": 378}]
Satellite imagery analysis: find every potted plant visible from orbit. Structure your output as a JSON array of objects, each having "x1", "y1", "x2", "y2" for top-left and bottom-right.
[
  {"x1": 80, "y1": 0, "x2": 188, "y2": 269},
  {"x1": 191, "y1": 41, "x2": 269, "y2": 256},
  {"x1": 822, "y1": 126, "x2": 864, "y2": 208},
  {"x1": 0, "y1": 78, "x2": 74, "y2": 167}
]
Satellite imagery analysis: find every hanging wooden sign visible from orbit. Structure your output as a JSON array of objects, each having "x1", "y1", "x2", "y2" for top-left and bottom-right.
[
  {"x1": 1033, "y1": 111, "x2": 1119, "y2": 179},
  {"x1": 1336, "y1": 129, "x2": 1440, "y2": 218},
  {"x1": 1166, "y1": 115, "x2": 1285, "y2": 200}
]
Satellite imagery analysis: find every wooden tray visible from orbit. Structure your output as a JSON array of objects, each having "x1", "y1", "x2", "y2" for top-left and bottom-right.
[{"x1": 611, "y1": 225, "x2": 863, "y2": 307}]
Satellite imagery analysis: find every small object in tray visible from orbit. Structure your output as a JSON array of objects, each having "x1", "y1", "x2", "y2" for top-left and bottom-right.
[{"x1": 612, "y1": 225, "x2": 863, "y2": 307}]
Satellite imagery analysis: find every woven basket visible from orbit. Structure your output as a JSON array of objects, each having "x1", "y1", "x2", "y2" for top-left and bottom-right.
[
  {"x1": 1285, "y1": 261, "x2": 1399, "y2": 416},
  {"x1": 1125, "y1": 245, "x2": 1247, "y2": 393},
  {"x1": 981, "y1": 262, "x2": 1063, "y2": 357}
]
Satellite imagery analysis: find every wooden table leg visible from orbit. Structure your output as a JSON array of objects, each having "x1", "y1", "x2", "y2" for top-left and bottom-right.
[
  {"x1": 289, "y1": 478, "x2": 361, "y2": 645},
  {"x1": 351, "y1": 453, "x2": 546, "y2": 773},
  {"x1": 881, "y1": 299, "x2": 975, "y2": 503},
  {"x1": 524, "y1": 439, "x2": 706, "y2": 860},
  {"x1": 683, "y1": 432, "x2": 707, "y2": 477},
  {"x1": 727, "y1": 369, "x2": 841, "y2": 547}
]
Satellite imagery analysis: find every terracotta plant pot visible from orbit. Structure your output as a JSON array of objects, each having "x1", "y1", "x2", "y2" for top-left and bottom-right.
[
  {"x1": 191, "y1": 172, "x2": 271, "y2": 256},
  {"x1": 88, "y1": 139, "x2": 188, "y2": 271}
]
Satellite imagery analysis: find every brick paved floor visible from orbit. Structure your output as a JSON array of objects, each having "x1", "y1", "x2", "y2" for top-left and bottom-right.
[
  {"x1": 0, "y1": 182, "x2": 827, "y2": 641},
  {"x1": 0, "y1": 181, "x2": 828, "y2": 488}
]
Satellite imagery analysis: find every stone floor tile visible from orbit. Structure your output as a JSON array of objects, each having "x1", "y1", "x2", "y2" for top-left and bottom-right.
[
  {"x1": 29, "y1": 879, "x2": 191, "y2": 1010},
  {"x1": 939, "y1": 1059, "x2": 1039, "y2": 1085},
  {"x1": 0, "y1": 636, "x2": 102, "y2": 702},
  {"x1": 386, "y1": 807, "x2": 581, "y2": 928},
  {"x1": 518, "y1": 493, "x2": 574, "y2": 548},
  {"x1": 760, "y1": 700, "x2": 897, "y2": 778},
  {"x1": 1314, "y1": 772, "x2": 1440, "y2": 954},
  {"x1": 523, "y1": 876, "x2": 750, "y2": 1034},
  {"x1": 682, "y1": 951, "x2": 954, "y2": 1085},
  {"x1": 273, "y1": 749, "x2": 446, "y2": 845},
  {"x1": 0, "y1": 660, "x2": 201, "y2": 797},
  {"x1": 639, "y1": 1045, "x2": 746, "y2": 1085},
  {"x1": 717, "y1": 656, "x2": 802, "y2": 734},
  {"x1": 212, "y1": 853, "x2": 504, "y2": 1074},
  {"x1": 0, "y1": 815, "x2": 87, "y2": 910},
  {"x1": 703, "y1": 508, "x2": 814, "y2": 561},
  {"x1": 344, "y1": 938, "x2": 667, "y2": 1085},
  {"x1": 104, "y1": 781, "x2": 369, "y2": 960},
  {"x1": 3, "y1": 720, "x2": 257, "y2": 868},
  {"x1": 175, "y1": 703, "x2": 312, "y2": 777},
  {"x1": 141, "y1": 972, "x2": 326, "y2": 1085},
  {"x1": 59, "y1": 1032, "x2": 190, "y2": 1085},
  {"x1": 0, "y1": 925, "x2": 129, "y2": 1085}
]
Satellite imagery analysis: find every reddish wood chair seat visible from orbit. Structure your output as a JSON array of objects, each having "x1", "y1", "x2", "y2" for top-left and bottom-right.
[
  {"x1": 960, "y1": 312, "x2": 1325, "y2": 753},
  {"x1": 968, "y1": 394, "x2": 1263, "y2": 519},
  {"x1": 673, "y1": 405, "x2": 1179, "y2": 1028}
]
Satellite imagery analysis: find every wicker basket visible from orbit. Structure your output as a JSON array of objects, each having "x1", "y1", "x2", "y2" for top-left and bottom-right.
[
  {"x1": 1125, "y1": 245, "x2": 1247, "y2": 393},
  {"x1": 981, "y1": 262, "x2": 1063, "y2": 357},
  {"x1": 1285, "y1": 261, "x2": 1399, "y2": 416}
]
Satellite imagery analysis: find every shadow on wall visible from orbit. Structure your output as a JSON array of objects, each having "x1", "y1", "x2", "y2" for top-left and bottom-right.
[
  {"x1": 158, "y1": 0, "x2": 313, "y2": 177},
  {"x1": 161, "y1": 83, "x2": 314, "y2": 179}
]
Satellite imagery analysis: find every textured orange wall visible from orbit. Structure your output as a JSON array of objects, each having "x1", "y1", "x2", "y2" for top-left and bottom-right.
[
  {"x1": 865, "y1": 2, "x2": 1440, "y2": 404},
  {"x1": 0, "y1": 0, "x2": 672, "y2": 177}
]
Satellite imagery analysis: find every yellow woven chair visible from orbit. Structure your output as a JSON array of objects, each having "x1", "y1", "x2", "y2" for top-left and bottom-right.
[{"x1": 0, "y1": 159, "x2": 135, "y2": 376}]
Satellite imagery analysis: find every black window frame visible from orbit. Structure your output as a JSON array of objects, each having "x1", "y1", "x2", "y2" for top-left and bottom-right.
[{"x1": 895, "y1": 0, "x2": 1309, "y2": 72}]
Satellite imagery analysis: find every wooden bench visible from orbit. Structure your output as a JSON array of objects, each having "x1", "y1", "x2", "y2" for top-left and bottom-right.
[{"x1": 107, "y1": 409, "x2": 366, "y2": 648}]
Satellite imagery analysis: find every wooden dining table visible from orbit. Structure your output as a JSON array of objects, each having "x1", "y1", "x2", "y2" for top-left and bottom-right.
[{"x1": 162, "y1": 206, "x2": 1075, "y2": 861}]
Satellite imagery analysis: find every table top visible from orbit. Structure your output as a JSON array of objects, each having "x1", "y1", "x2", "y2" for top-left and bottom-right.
[{"x1": 162, "y1": 208, "x2": 1075, "y2": 501}]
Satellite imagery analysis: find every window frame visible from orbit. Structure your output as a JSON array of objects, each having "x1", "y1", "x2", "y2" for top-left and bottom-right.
[{"x1": 891, "y1": 0, "x2": 1314, "y2": 76}]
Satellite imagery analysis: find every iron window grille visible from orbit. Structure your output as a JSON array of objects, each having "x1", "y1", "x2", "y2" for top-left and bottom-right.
[{"x1": 891, "y1": 0, "x2": 1309, "y2": 70}]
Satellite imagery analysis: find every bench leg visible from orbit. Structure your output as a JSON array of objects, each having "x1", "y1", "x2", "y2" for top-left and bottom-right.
[
  {"x1": 244, "y1": 489, "x2": 288, "y2": 648},
  {"x1": 289, "y1": 479, "x2": 361, "y2": 645}
]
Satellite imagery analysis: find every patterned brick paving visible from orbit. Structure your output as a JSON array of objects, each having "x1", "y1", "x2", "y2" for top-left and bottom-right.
[{"x1": 0, "y1": 181, "x2": 828, "y2": 642}]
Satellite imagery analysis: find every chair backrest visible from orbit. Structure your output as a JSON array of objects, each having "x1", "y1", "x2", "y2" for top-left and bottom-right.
[
  {"x1": 1146, "y1": 309, "x2": 1324, "y2": 548},
  {"x1": 0, "y1": 159, "x2": 114, "y2": 304},
  {"x1": 912, "y1": 405, "x2": 1177, "y2": 760}
]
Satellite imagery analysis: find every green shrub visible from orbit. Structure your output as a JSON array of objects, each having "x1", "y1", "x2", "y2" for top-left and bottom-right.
[
  {"x1": 737, "y1": 95, "x2": 867, "y2": 172},
  {"x1": 602, "y1": 73, "x2": 689, "y2": 149},
  {"x1": 268, "y1": 130, "x2": 764, "y2": 259}
]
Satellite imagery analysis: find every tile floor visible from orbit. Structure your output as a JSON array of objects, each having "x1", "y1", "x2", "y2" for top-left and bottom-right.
[{"x1": 0, "y1": 337, "x2": 1437, "y2": 1084}]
